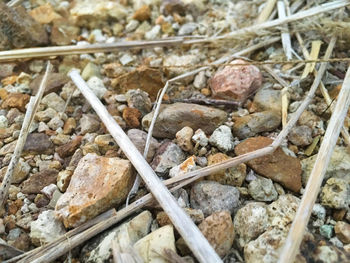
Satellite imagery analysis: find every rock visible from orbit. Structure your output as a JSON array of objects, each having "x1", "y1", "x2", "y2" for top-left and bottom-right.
[
  {"x1": 80, "y1": 114, "x2": 100, "y2": 134},
  {"x1": 190, "y1": 180, "x2": 240, "y2": 217},
  {"x1": 0, "y1": 159, "x2": 30, "y2": 184},
  {"x1": 192, "y1": 128, "x2": 208, "y2": 147},
  {"x1": 235, "y1": 137, "x2": 302, "y2": 192},
  {"x1": 51, "y1": 18, "x2": 79, "y2": 46},
  {"x1": 111, "y1": 66, "x2": 164, "y2": 101},
  {"x1": 142, "y1": 103, "x2": 227, "y2": 139},
  {"x1": 163, "y1": 54, "x2": 199, "y2": 76},
  {"x1": 320, "y1": 225, "x2": 334, "y2": 239},
  {"x1": 234, "y1": 202, "x2": 269, "y2": 248},
  {"x1": 288, "y1": 125, "x2": 313, "y2": 146},
  {"x1": 41, "y1": 92, "x2": 66, "y2": 112},
  {"x1": 127, "y1": 129, "x2": 160, "y2": 162},
  {"x1": 0, "y1": 3, "x2": 48, "y2": 50},
  {"x1": 23, "y1": 133, "x2": 54, "y2": 155},
  {"x1": 232, "y1": 111, "x2": 281, "y2": 139},
  {"x1": 134, "y1": 225, "x2": 176, "y2": 263},
  {"x1": 86, "y1": 76, "x2": 107, "y2": 99},
  {"x1": 30, "y1": 73, "x2": 69, "y2": 95},
  {"x1": 209, "y1": 125, "x2": 235, "y2": 152},
  {"x1": 30, "y1": 210, "x2": 66, "y2": 246},
  {"x1": 248, "y1": 176, "x2": 278, "y2": 202},
  {"x1": 125, "y1": 89, "x2": 152, "y2": 116},
  {"x1": 7, "y1": 228, "x2": 31, "y2": 251},
  {"x1": 193, "y1": 71, "x2": 207, "y2": 89},
  {"x1": 82, "y1": 211, "x2": 152, "y2": 262},
  {"x1": 250, "y1": 87, "x2": 282, "y2": 112},
  {"x1": 55, "y1": 153, "x2": 135, "y2": 227},
  {"x1": 133, "y1": 5, "x2": 151, "y2": 21},
  {"x1": 0, "y1": 140, "x2": 17, "y2": 155},
  {"x1": 312, "y1": 204, "x2": 326, "y2": 221},
  {"x1": 320, "y1": 178, "x2": 350, "y2": 209},
  {"x1": 312, "y1": 245, "x2": 349, "y2": 263},
  {"x1": 198, "y1": 211, "x2": 234, "y2": 258},
  {"x1": 35, "y1": 108, "x2": 57, "y2": 122},
  {"x1": 122, "y1": 107, "x2": 141, "y2": 128},
  {"x1": 82, "y1": 62, "x2": 101, "y2": 80},
  {"x1": 157, "y1": 208, "x2": 204, "y2": 226},
  {"x1": 56, "y1": 136, "x2": 82, "y2": 158},
  {"x1": 29, "y1": 3, "x2": 61, "y2": 24},
  {"x1": 145, "y1": 25, "x2": 161, "y2": 40},
  {"x1": 169, "y1": 156, "x2": 197, "y2": 177},
  {"x1": 94, "y1": 134, "x2": 118, "y2": 154},
  {"x1": 0, "y1": 63, "x2": 17, "y2": 78},
  {"x1": 47, "y1": 116, "x2": 64, "y2": 130},
  {"x1": 34, "y1": 194, "x2": 50, "y2": 208},
  {"x1": 267, "y1": 194, "x2": 300, "y2": 227},
  {"x1": 207, "y1": 153, "x2": 246, "y2": 187},
  {"x1": 178, "y1": 22, "x2": 197, "y2": 35},
  {"x1": 51, "y1": 133, "x2": 70, "y2": 145},
  {"x1": 63, "y1": 117, "x2": 76, "y2": 135},
  {"x1": 334, "y1": 221, "x2": 350, "y2": 244},
  {"x1": 1, "y1": 93, "x2": 30, "y2": 112},
  {"x1": 176, "y1": 126, "x2": 194, "y2": 152},
  {"x1": 21, "y1": 169, "x2": 58, "y2": 194},
  {"x1": 57, "y1": 170, "x2": 72, "y2": 192},
  {"x1": 151, "y1": 141, "x2": 186, "y2": 175},
  {"x1": 209, "y1": 59, "x2": 262, "y2": 103},
  {"x1": 0, "y1": 115, "x2": 8, "y2": 128}
]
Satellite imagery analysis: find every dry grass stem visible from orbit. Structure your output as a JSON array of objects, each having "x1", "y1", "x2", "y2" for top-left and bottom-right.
[
  {"x1": 257, "y1": 0, "x2": 277, "y2": 24},
  {"x1": 277, "y1": 1, "x2": 293, "y2": 60}
]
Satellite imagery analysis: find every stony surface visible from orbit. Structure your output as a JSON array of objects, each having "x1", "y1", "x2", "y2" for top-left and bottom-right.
[
  {"x1": 0, "y1": 159, "x2": 30, "y2": 184},
  {"x1": 190, "y1": 180, "x2": 240, "y2": 217},
  {"x1": 142, "y1": 103, "x2": 227, "y2": 138},
  {"x1": 209, "y1": 125, "x2": 235, "y2": 152},
  {"x1": 55, "y1": 153, "x2": 135, "y2": 227},
  {"x1": 235, "y1": 137, "x2": 302, "y2": 192}
]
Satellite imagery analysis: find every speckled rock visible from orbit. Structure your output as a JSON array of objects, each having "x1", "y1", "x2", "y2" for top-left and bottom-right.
[
  {"x1": 41, "y1": 92, "x2": 66, "y2": 112},
  {"x1": 80, "y1": 114, "x2": 100, "y2": 134},
  {"x1": 334, "y1": 221, "x2": 350, "y2": 244},
  {"x1": 209, "y1": 125, "x2": 235, "y2": 152},
  {"x1": 127, "y1": 129, "x2": 159, "y2": 162},
  {"x1": 320, "y1": 225, "x2": 334, "y2": 239},
  {"x1": 248, "y1": 176, "x2": 278, "y2": 202},
  {"x1": 198, "y1": 211, "x2": 234, "y2": 258},
  {"x1": 311, "y1": 245, "x2": 350, "y2": 263},
  {"x1": 235, "y1": 137, "x2": 302, "y2": 192},
  {"x1": 55, "y1": 153, "x2": 135, "y2": 228},
  {"x1": 142, "y1": 103, "x2": 227, "y2": 139},
  {"x1": 30, "y1": 73, "x2": 69, "y2": 95},
  {"x1": 209, "y1": 59, "x2": 262, "y2": 103},
  {"x1": 35, "y1": 108, "x2": 57, "y2": 122},
  {"x1": 320, "y1": 178, "x2": 350, "y2": 209},
  {"x1": 0, "y1": 159, "x2": 30, "y2": 184},
  {"x1": 0, "y1": 140, "x2": 17, "y2": 155},
  {"x1": 190, "y1": 180, "x2": 240, "y2": 217},
  {"x1": 125, "y1": 89, "x2": 152, "y2": 117},
  {"x1": 232, "y1": 111, "x2": 281, "y2": 139},
  {"x1": 56, "y1": 170, "x2": 72, "y2": 192},
  {"x1": 192, "y1": 128, "x2": 208, "y2": 147},
  {"x1": 234, "y1": 202, "x2": 269, "y2": 249},
  {"x1": 123, "y1": 107, "x2": 141, "y2": 128},
  {"x1": 94, "y1": 134, "x2": 118, "y2": 154},
  {"x1": 288, "y1": 125, "x2": 313, "y2": 146},
  {"x1": 207, "y1": 153, "x2": 246, "y2": 187},
  {"x1": 169, "y1": 156, "x2": 196, "y2": 178},
  {"x1": 176, "y1": 126, "x2": 194, "y2": 152},
  {"x1": 267, "y1": 194, "x2": 300, "y2": 227},
  {"x1": 30, "y1": 210, "x2": 66, "y2": 246},
  {"x1": 151, "y1": 141, "x2": 186, "y2": 175},
  {"x1": 21, "y1": 169, "x2": 58, "y2": 194}
]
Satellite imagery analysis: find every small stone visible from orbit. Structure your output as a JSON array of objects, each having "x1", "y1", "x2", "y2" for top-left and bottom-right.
[
  {"x1": 268, "y1": 194, "x2": 300, "y2": 227},
  {"x1": 209, "y1": 59, "x2": 262, "y2": 103},
  {"x1": 232, "y1": 111, "x2": 281, "y2": 139},
  {"x1": 198, "y1": 211, "x2": 234, "y2": 258},
  {"x1": 125, "y1": 89, "x2": 152, "y2": 117},
  {"x1": 41, "y1": 184, "x2": 58, "y2": 199},
  {"x1": 145, "y1": 25, "x2": 161, "y2": 40},
  {"x1": 312, "y1": 204, "x2": 326, "y2": 221},
  {"x1": 320, "y1": 225, "x2": 334, "y2": 239},
  {"x1": 1, "y1": 93, "x2": 30, "y2": 112},
  {"x1": 142, "y1": 103, "x2": 227, "y2": 139},
  {"x1": 86, "y1": 76, "x2": 107, "y2": 99},
  {"x1": 207, "y1": 153, "x2": 246, "y2": 187},
  {"x1": 48, "y1": 189, "x2": 62, "y2": 209},
  {"x1": 209, "y1": 125, "x2": 235, "y2": 152},
  {"x1": 21, "y1": 169, "x2": 58, "y2": 194},
  {"x1": 125, "y1": 20, "x2": 140, "y2": 33},
  {"x1": 122, "y1": 107, "x2": 141, "y2": 128},
  {"x1": 176, "y1": 126, "x2": 194, "y2": 152},
  {"x1": 51, "y1": 18, "x2": 79, "y2": 46},
  {"x1": 133, "y1": 5, "x2": 151, "y2": 21},
  {"x1": 178, "y1": 22, "x2": 197, "y2": 35},
  {"x1": 94, "y1": 134, "x2": 118, "y2": 154},
  {"x1": 23, "y1": 133, "x2": 54, "y2": 155},
  {"x1": 250, "y1": 87, "x2": 282, "y2": 113},
  {"x1": 119, "y1": 53, "x2": 134, "y2": 65},
  {"x1": 47, "y1": 116, "x2": 64, "y2": 130},
  {"x1": 248, "y1": 176, "x2": 278, "y2": 202},
  {"x1": 29, "y1": 3, "x2": 61, "y2": 24},
  {"x1": 235, "y1": 137, "x2": 302, "y2": 192},
  {"x1": 151, "y1": 141, "x2": 186, "y2": 175},
  {"x1": 288, "y1": 125, "x2": 313, "y2": 146},
  {"x1": 0, "y1": 115, "x2": 8, "y2": 128},
  {"x1": 30, "y1": 73, "x2": 69, "y2": 95},
  {"x1": 234, "y1": 202, "x2": 269, "y2": 249},
  {"x1": 35, "y1": 108, "x2": 57, "y2": 122},
  {"x1": 134, "y1": 225, "x2": 176, "y2": 262},
  {"x1": 320, "y1": 178, "x2": 350, "y2": 209},
  {"x1": 157, "y1": 208, "x2": 204, "y2": 226},
  {"x1": 193, "y1": 71, "x2": 207, "y2": 89},
  {"x1": 41, "y1": 93, "x2": 66, "y2": 112},
  {"x1": 63, "y1": 117, "x2": 76, "y2": 134},
  {"x1": 329, "y1": 237, "x2": 344, "y2": 248},
  {"x1": 80, "y1": 114, "x2": 100, "y2": 134},
  {"x1": 190, "y1": 180, "x2": 240, "y2": 217},
  {"x1": 192, "y1": 129, "x2": 208, "y2": 147},
  {"x1": 169, "y1": 156, "x2": 196, "y2": 177},
  {"x1": 127, "y1": 129, "x2": 160, "y2": 162},
  {"x1": 57, "y1": 170, "x2": 73, "y2": 192},
  {"x1": 163, "y1": 54, "x2": 199, "y2": 76},
  {"x1": 56, "y1": 136, "x2": 82, "y2": 158},
  {"x1": 55, "y1": 153, "x2": 135, "y2": 227},
  {"x1": 0, "y1": 159, "x2": 30, "y2": 184},
  {"x1": 30, "y1": 210, "x2": 66, "y2": 246},
  {"x1": 51, "y1": 133, "x2": 70, "y2": 145},
  {"x1": 0, "y1": 140, "x2": 17, "y2": 156},
  {"x1": 34, "y1": 194, "x2": 49, "y2": 208},
  {"x1": 7, "y1": 228, "x2": 31, "y2": 251},
  {"x1": 82, "y1": 62, "x2": 101, "y2": 80},
  {"x1": 335, "y1": 221, "x2": 350, "y2": 244}
]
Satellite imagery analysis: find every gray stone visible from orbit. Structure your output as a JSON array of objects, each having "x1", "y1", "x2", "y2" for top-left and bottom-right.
[
  {"x1": 47, "y1": 116, "x2": 64, "y2": 130},
  {"x1": 0, "y1": 115, "x2": 8, "y2": 128},
  {"x1": 0, "y1": 158, "x2": 30, "y2": 184},
  {"x1": 142, "y1": 103, "x2": 227, "y2": 139},
  {"x1": 312, "y1": 204, "x2": 326, "y2": 221},
  {"x1": 145, "y1": 25, "x2": 161, "y2": 40},
  {"x1": 80, "y1": 114, "x2": 100, "y2": 134},
  {"x1": 125, "y1": 89, "x2": 152, "y2": 117},
  {"x1": 190, "y1": 180, "x2": 240, "y2": 217},
  {"x1": 82, "y1": 62, "x2": 101, "y2": 80},
  {"x1": 163, "y1": 55, "x2": 199, "y2": 76},
  {"x1": 248, "y1": 177, "x2": 278, "y2": 202},
  {"x1": 252, "y1": 87, "x2": 282, "y2": 112},
  {"x1": 176, "y1": 126, "x2": 194, "y2": 152},
  {"x1": 178, "y1": 22, "x2": 197, "y2": 35},
  {"x1": 35, "y1": 108, "x2": 57, "y2": 122},
  {"x1": 127, "y1": 129, "x2": 159, "y2": 162},
  {"x1": 193, "y1": 71, "x2": 207, "y2": 89},
  {"x1": 23, "y1": 133, "x2": 54, "y2": 155},
  {"x1": 288, "y1": 125, "x2": 313, "y2": 146},
  {"x1": 209, "y1": 125, "x2": 235, "y2": 152},
  {"x1": 125, "y1": 19, "x2": 139, "y2": 33},
  {"x1": 87, "y1": 76, "x2": 107, "y2": 99},
  {"x1": 192, "y1": 129, "x2": 208, "y2": 147},
  {"x1": 320, "y1": 178, "x2": 350, "y2": 209},
  {"x1": 41, "y1": 93, "x2": 65, "y2": 112}
]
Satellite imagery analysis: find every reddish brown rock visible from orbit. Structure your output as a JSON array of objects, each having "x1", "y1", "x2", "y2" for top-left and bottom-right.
[
  {"x1": 23, "y1": 133, "x2": 54, "y2": 155},
  {"x1": 51, "y1": 18, "x2": 80, "y2": 46},
  {"x1": 56, "y1": 136, "x2": 82, "y2": 158},
  {"x1": 198, "y1": 211, "x2": 235, "y2": 258},
  {"x1": 30, "y1": 73, "x2": 69, "y2": 95},
  {"x1": 55, "y1": 153, "x2": 135, "y2": 227},
  {"x1": 122, "y1": 107, "x2": 141, "y2": 128},
  {"x1": 111, "y1": 66, "x2": 164, "y2": 101},
  {"x1": 1, "y1": 93, "x2": 30, "y2": 112},
  {"x1": 235, "y1": 137, "x2": 302, "y2": 192},
  {"x1": 21, "y1": 169, "x2": 58, "y2": 194},
  {"x1": 335, "y1": 221, "x2": 350, "y2": 244},
  {"x1": 209, "y1": 59, "x2": 262, "y2": 103},
  {"x1": 133, "y1": 5, "x2": 151, "y2": 21}
]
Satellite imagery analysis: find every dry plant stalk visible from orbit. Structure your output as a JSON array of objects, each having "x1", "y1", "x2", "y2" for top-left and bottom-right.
[
  {"x1": 0, "y1": 61, "x2": 51, "y2": 208},
  {"x1": 69, "y1": 70, "x2": 222, "y2": 263},
  {"x1": 257, "y1": 0, "x2": 277, "y2": 24},
  {"x1": 301, "y1": 40, "x2": 322, "y2": 79},
  {"x1": 278, "y1": 64, "x2": 350, "y2": 263},
  {"x1": 277, "y1": 1, "x2": 292, "y2": 60}
]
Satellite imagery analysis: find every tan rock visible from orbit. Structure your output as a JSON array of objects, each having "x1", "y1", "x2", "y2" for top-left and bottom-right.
[
  {"x1": 51, "y1": 18, "x2": 80, "y2": 46},
  {"x1": 176, "y1": 126, "x2": 194, "y2": 152},
  {"x1": 198, "y1": 211, "x2": 235, "y2": 258},
  {"x1": 334, "y1": 221, "x2": 350, "y2": 244},
  {"x1": 133, "y1": 5, "x2": 151, "y2": 21},
  {"x1": 63, "y1": 117, "x2": 76, "y2": 134},
  {"x1": 122, "y1": 107, "x2": 141, "y2": 128},
  {"x1": 1, "y1": 93, "x2": 30, "y2": 112},
  {"x1": 55, "y1": 153, "x2": 135, "y2": 227},
  {"x1": 235, "y1": 137, "x2": 302, "y2": 192},
  {"x1": 29, "y1": 3, "x2": 61, "y2": 24}
]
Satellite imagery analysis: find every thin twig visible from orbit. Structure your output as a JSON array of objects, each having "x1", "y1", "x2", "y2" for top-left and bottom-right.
[
  {"x1": 257, "y1": 0, "x2": 277, "y2": 24},
  {"x1": 158, "y1": 98, "x2": 241, "y2": 108},
  {"x1": 0, "y1": 61, "x2": 51, "y2": 208},
  {"x1": 6, "y1": 0, "x2": 22, "y2": 7},
  {"x1": 277, "y1": 1, "x2": 293, "y2": 60}
]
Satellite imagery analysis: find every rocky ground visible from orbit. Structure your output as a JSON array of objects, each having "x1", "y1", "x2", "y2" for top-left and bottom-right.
[{"x1": 0, "y1": 0, "x2": 350, "y2": 262}]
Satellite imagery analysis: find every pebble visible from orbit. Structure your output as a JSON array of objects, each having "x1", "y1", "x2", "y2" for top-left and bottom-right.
[
  {"x1": 55, "y1": 153, "x2": 135, "y2": 227},
  {"x1": 163, "y1": 54, "x2": 199, "y2": 76},
  {"x1": 156, "y1": 208, "x2": 204, "y2": 226},
  {"x1": 209, "y1": 59, "x2": 262, "y2": 103},
  {"x1": 267, "y1": 194, "x2": 300, "y2": 227},
  {"x1": 176, "y1": 126, "x2": 194, "y2": 152},
  {"x1": 80, "y1": 114, "x2": 100, "y2": 134},
  {"x1": 312, "y1": 203, "x2": 326, "y2": 221},
  {"x1": 63, "y1": 117, "x2": 76, "y2": 134},
  {"x1": 209, "y1": 125, "x2": 235, "y2": 152},
  {"x1": 178, "y1": 22, "x2": 197, "y2": 35},
  {"x1": 0, "y1": 115, "x2": 8, "y2": 128},
  {"x1": 145, "y1": 25, "x2": 161, "y2": 40},
  {"x1": 56, "y1": 136, "x2": 82, "y2": 158},
  {"x1": 235, "y1": 137, "x2": 302, "y2": 192},
  {"x1": 127, "y1": 129, "x2": 160, "y2": 162},
  {"x1": 151, "y1": 141, "x2": 186, "y2": 175},
  {"x1": 94, "y1": 134, "x2": 118, "y2": 154},
  {"x1": 190, "y1": 180, "x2": 240, "y2": 217},
  {"x1": 1, "y1": 93, "x2": 30, "y2": 112},
  {"x1": 0, "y1": 158, "x2": 30, "y2": 184},
  {"x1": 125, "y1": 89, "x2": 152, "y2": 117},
  {"x1": 232, "y1": 110, "x2": 281, "y2": 139},
  {"x1": 122, "y1": 107, "x2": 141, "y2": 128},
  {"x1": 334, "y1": 221, "x2": 350, "y2": 244},
  {"x1": 41, "y1": 92, "x2": 65, "y2": 112},
  {"x1": 193, "y1": 71, "x2": 207, "y2": 89},
  {"x1": 169, "y1": 156, "x2": 196, "y2": 177},
  {"x1": 320, "y1": 178, "x2": 350, "y2": 209},
  {"x1": 23, "y1": 133, "x2": 54, "y2": 155},
  {"x1": 234, "y1": 202, "x2": 269, "y2": 249},
  {"x1": 198, "y1": 211, "x2": 235, "y2": 258},
  {"x1": 30, "y1": 210, "x2": 66, "y2": 246},
  {"x1": 133, "y1": 5, "x2": 151, "y2": 21},
  {"x1": 87, "y1": 76, "x2": 107, "y2": 99},
  {"x1": 56, "y1": 170, "x2": 73, "y2": 192},
  {"x1": 192, "y1": 128, "x2": 209, "y2": 147},
  {"x1": 21, "y1": 169, "x2": 58, "y2": 194},
  {"x1": 250, "y1": 87, "x2": 282, "y2": 112},
  {"x1": 248, "y1": 176, "x2": 278, "y2": 202},
  {"x1": 35, "y1": 108, "x2": 57, "y2": 122},
  {"x1": 142, "y1": 103, "x2": 227, "y2": 139},
  {"x1": 320, "y1": 224, "x2": 334, "y2": 239},
  {"x1": 125, "y1": 19, "x2": 140, "y2": 32},
  {"x1": 30, "y1": 73, "x2": 69, "y2": 95},
  {"x1": 47, "y1": 116, "x2": 64, "y2": 130},
  {"x1": 288, "y1": 125, "x2": 313, "y2": 146},
  {"x1": 7, "y1": 228, "x2": 31, "y2": 251}
]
